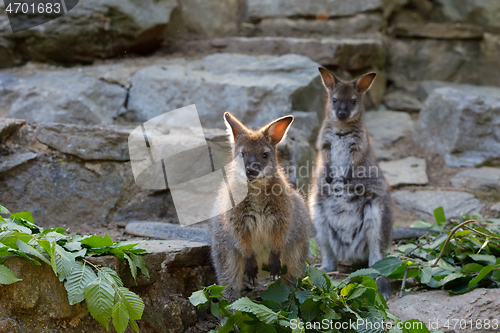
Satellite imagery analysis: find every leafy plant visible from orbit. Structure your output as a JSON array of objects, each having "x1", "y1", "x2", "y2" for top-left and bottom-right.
[
  {"x1": 0, "y1": 204, "x2": 148, "y2": 333},
  {"x1": 190, "y1": 266, "x2": 437, "y2": 332},
  {"x1": 375, "y1": 207, "x2": 500, "y2": 295}
]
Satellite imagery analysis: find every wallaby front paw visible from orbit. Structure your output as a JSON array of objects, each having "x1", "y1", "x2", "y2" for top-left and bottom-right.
[
  {"x1": 268, "y1": 251, "x2": 281, "y2": 278},
  {"x1": 244, "y1": 254, "x2": 258, "y2": 283}
]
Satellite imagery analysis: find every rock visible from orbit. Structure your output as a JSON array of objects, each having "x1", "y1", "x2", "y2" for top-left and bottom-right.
[
  {"x1": 364, "y1": 110, "x2": 414, "y2": 159},
  {"x1": 289, "y1": 111, "x2": 320, "y2": 141},
  {"x1": 0, "y1": 118, "x2": 25, "y2": 142},
  {"x1": 392, "y1": 190, "x2": 483, "y2": 220},
  {"x1": 127, "y1": 53, "x2": 324, "y2": 128},
  {"x1": 383, "y1": 91, "x2": 422, "y2": 111},
  {"x1": 36, "y1": 123, "x2": 133, "y2": 161},
  {"x1": 246, "y1": 0, "x2": 383, "y2": 21},
  {"x1": 379, "y1": 157, "x2": 428, "y2": 187},
  {"x1": 491, "y1": 202, "x2": 500, "y2": 212},
  {"x1": 170, "y1": 37, "x2": 386, "y2": 70},
  {"x1": 417, "y1": 80, "x2": 500, "y2": 100},
  {"x1": 165, "y1": 0, "x2": 240, "y2": 40},
  {"x1": 0, "y1": 0, "x2": 177, "y2": 64},
  {"x1": 0, "y1": 240, "x2": 215, "y2": 332},
  {"x1": 450, "y1": 167, "x2": 500, "y2": 194},
  {"x1": 393, "y1": 22, "x2": 484, "y2": 39},
  {"x1": 125, "y1": 221, "x2": 211, "y2": 244},
  {"x1": 0, "y1": 152, "x2": 37, "y2": 175},
  {"x1": 257, "y1": 14, "x2": 383, "y2": 37},
  {"x1": 388, "y1": 289, "x2": 500, "y2": 333},
  {"x1": 277, "y1": 128, "x2": 316, "y2": 192},
  {"x1": 414, "y1": 87, "x2": 500, "y2": 167},
  {"x1": 1, "y1": 73, "x2": 127, "y2": 125},
  {"x1": 387, "y1": 37, "x2": 500, "y2": 90},
  {"x1": 435, "y1": 0, "x2": 500, "y2": 33}
]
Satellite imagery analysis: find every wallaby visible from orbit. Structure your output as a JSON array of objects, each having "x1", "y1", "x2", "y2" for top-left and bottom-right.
[
  {"x1": 308, "y1": 68, "x2": 393, "y2": 298},
  {"x1": 211, "y1": 112, "x2": 311, "y2": 301}
]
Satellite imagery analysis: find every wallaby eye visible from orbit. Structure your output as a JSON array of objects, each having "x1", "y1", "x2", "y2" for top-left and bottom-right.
[
  {"x1": 351, "y1": 99, "x2": 356, "y2": 104},
  {"x1": 332, "y1": 98, "x2": 337, "y2": 103},
  {"x1": 262, "y1": 152, "x2": 270, "y2": 159}
]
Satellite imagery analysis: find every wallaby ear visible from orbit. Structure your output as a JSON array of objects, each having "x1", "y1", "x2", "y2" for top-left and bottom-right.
[
  {"x1": 354, "y1": 72, "x2": 377, "y2": 94},
  {"x1": 224, "y1": 112, "x2": 246, "y2": 140},
  {"x1": 318, "y1": 67, "x2": 340, "y2": 90},
  {"x1": 265, "y1": 116, "x2": 294, "y2": 145}
]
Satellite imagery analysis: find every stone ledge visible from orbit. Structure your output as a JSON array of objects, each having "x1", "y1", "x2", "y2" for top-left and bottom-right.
[{"x1": 0, "y1": 240, "x2": 215, "y2": 333}]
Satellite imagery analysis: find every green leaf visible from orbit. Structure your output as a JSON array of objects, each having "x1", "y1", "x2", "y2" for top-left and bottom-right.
[
  {"x1": 0, "y1": 264, "x2": 22, "y2": 284},
  {"x1": 81, "y1": 235, "x2": 114, "y2": 248},
  {"x1": 420, "y1": 267, "x2": 432, "y2": 284},
  {"x1": 100, "y1": 267, "x2": 124, "y2": 287},
  {"x1": 85, "y1": 275, "x2": 115, "y2": 330},
  {"x1": 348, "y1": 268, "x2": 380, "y2": 279},
  {"x1": 410, "y1": 220, "x2": 432, "y2": 229},
  {"x1": 117, "y1": 287, "x2": 144, "y2": 320},
  {"x1": 461, "y1": 263, "x2": 484, "y2": 273},
  {"x1": 129, "y1": 318, "x2": 139, "y2": 333},
  {"x1": 295, "y1": 290, "x2": 314, "y2": 304},
  {"x1": 401, "y1": 319, "x2": 430, "y2": 333},
  {"x1": 468, "y1": 254, "x2": 497, "y2": 265},
  {"x1": 261, "y1": 280, "x2": 291, "y2": 303},
  {"x1": 112, "y1": 301, "x2": 130, "y2": 333},
  {"x1": 372, "y1": 257, "x2": 403, "y2": 275},
  {"x1": 10, "y1": 211, "x2": 34, "y2": 224},
  {"x1": 0, "y1": 205, "x2": 9, "y2": 215},
  {"x1": 64, "y1": 261, "x2": 98, "y2": 305},
  {"x1": 206, "y1": 284, "x2": 225, "y2": 298},
  {"x1": 54, "y1": 244, "x2": 77, "y2": 282},
  {"x1": 299, "y1": 299, "x2": 321, "y2": 322},
  {"x1": 308, "y1": 238, "x2": 318, "y2": 257},
  {"x1": 468, "y1": 264, "x2": 499, "y2": 289},
  {"x1": 433, "y1": 207, "x2": 446, "y2": 223},
  {"x1": 189, "y1": 290, "x2": 209, "y2": 307},
  {"x1": 123, "y1": 253, "x2": 137, "y2": 281},
  {"x1": 129, "y1": 253, "x2": 149, "y2": 278},
  {"x1": 16, "y1": 239, "x2": 50, "y2": 265},
  {"x1": 227, "y1": 297, "x2": 278, "y2": 324},
  {"x1": 64, "y1": 242, "x2": 82, "y2": 252}
]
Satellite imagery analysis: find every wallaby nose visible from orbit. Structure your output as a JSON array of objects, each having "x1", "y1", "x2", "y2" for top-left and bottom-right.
[
  {"x1": 246, "y1": 165, "x2": 260, "y2": 179},
  {"x1": 337, "y1": 110, "x2": 348, "y2": 120}
]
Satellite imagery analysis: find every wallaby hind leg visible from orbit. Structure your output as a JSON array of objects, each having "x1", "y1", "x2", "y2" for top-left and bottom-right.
[
  {"x1": 364, "y1": 201, "x2": 384, "y2": 267},
  {"x1": 216, "y1": 250, "x2": 245, "y2": 301},
  {"x1": 316, "y1": 224, "x2": 337, "y2": 272}
]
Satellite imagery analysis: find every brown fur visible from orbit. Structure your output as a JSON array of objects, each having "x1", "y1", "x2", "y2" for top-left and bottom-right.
[{"x1": 211, "y1": 113, "x2": 311, "y2": 301}]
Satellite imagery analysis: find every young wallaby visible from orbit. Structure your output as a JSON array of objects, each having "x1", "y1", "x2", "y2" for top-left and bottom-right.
[
  {"x1": 211, "y1": 112, "x2": 311, "y2": 301},
  {"x1": 308, "y1": 68, "x2": 393, "y2": 297}
]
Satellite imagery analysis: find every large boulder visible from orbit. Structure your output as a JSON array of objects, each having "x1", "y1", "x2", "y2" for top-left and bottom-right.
[
  {"x1": 0, "y1": 0, "x2": 177, "y2": 65},
  {"x1": 127, "y1": 53, "x2": 324, "y2": 128},
  {"x1": 364, "y1": 110, "x2": 414, "y2": 160},
  {"x1": 0, "y1": 73, "x2": 127, "y2": 125},
  {"x1": 392, "y1": 190, "x2": 483, "y2": 220},
  {"x1": 388, "y1": 289, "x2": 500, "y2": 333},
  {"x1": 451, "y1": 167, "x2": 500, "y2": 195},
  {"x1": 414, "y1": 87, "x2": 500, "y2": 167},
  {"x1": 246, "y1": 0, "x2": 383, "y2": 21},
  {"x1": 435, "y1": 0, "x2": 500, "y2": 33},
  {"x1": 379, "y1": 157, "x2": 428, "y2": 187},
  {"x1": 387, "y1": 36, "x2": 500, "y2": 90}
]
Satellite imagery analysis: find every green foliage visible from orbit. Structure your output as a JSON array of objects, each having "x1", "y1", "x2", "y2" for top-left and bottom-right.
[
  {"x1": 382, "y1": 207, "x2": 500, "y2": 294},
  {"x1": 190, "y1": 267, "x2": 436, "y2": 332},
  {"x1": 0, "y1": 205, "x2": 149, "y2": 333}
]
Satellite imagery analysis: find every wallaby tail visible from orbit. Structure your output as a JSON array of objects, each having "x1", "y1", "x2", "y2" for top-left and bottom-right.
[
  {"x1": 125, "y1": 221, "x2": 212, "y2": 244},
  {"x1": 393, "y1": 227, "x2": 438, "y2": 240}
]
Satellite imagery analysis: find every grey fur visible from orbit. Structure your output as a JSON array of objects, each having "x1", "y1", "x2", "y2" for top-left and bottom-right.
[
  {"x1": 309, "y1": 69, "x2": 394, "y2": 275},
  {"x1": 210, "y1": 114, "x2": 312, "y2": 301}
]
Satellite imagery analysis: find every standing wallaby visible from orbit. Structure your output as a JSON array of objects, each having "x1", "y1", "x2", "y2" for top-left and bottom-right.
[
  {"x1": 211, "y1": 112, "x2": 311, "y2": 301},
  {"x1": 308, "y1": 68, "x2": 393, "y2": 296}
]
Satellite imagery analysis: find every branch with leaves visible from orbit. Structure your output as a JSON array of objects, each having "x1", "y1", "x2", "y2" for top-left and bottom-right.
[{"x1": 0, "y1": 204, "x2": 148, "y2": 333}]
